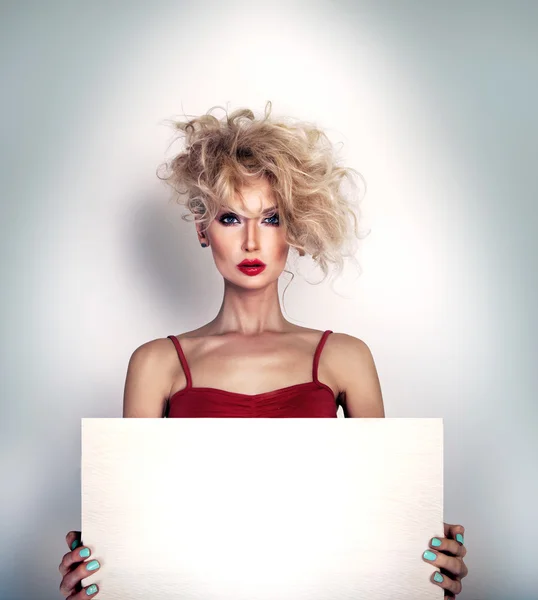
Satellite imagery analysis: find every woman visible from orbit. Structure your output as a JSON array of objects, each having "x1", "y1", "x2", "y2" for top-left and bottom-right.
[{"x1": 58, "y1": 104, "x2": 468, "y2": 598}]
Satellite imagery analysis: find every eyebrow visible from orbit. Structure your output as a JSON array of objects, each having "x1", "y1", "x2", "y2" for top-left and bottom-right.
[{"x1": 221, "y1": 205, "x2": 278, "y2": 216}]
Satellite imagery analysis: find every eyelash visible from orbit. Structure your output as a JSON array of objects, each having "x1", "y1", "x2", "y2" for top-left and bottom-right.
[{"x1": 218, "y1": 213, "x2": 280, "y2": 226}]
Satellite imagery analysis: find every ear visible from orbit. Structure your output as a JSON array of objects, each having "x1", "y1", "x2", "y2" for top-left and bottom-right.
[{"x1": 195, "y1": 222, "x2": 209, "y2": 246}]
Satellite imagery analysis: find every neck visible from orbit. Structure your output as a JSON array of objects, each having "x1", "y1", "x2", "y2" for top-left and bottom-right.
[{"x1": 205, "y1": 278, "x2": 291, "y2": 336}]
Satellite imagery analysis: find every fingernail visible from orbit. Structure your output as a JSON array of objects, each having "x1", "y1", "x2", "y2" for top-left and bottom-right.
[
  {"x1": 86, "y1": 584, "x2": 98, "y2": 595},
  {"x1": 70, "y1": 540, "x2": 79, "y2": 550},
  {"x1": 86, "y1": 560, "x2": 100, "y2": 571},
  {"x1": 456, "y1": 533, "x2": 464, "y2": 544},
  {"x1": 79, "y1": 548, "x2": 91, "y2": 558},
  {"x1": 433, "y1": 572, "x2": 444, "y2": 583},
  {"x1": 423, "y1": 550, "x2": 437, "y2": 561},
  {"x1": 431, "y1": 537, "x2": 442, "y2": 547}
]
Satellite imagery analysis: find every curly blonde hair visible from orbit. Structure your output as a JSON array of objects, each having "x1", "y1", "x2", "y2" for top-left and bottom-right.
[{"x1": 156, "y1": 102, "x2": 367, "y2": 281}]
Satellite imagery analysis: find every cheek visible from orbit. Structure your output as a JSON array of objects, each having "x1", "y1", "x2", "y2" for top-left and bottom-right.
[
  {"x1": 277, "y1": 243, "x2": 290, "y2": 263},
  {"x1": 205, "y1": 229, "x2": 229, "y2": 255},
  {"x1": 278, "y1": 227, "x2": 290, "y2": 252},
  {"x1": 210, "y1": 243, "x2": 229, "y2": 267}
]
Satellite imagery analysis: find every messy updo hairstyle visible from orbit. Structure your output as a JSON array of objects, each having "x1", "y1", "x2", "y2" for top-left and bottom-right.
[{"x1": 156, "y1": 102, "x2": 368, "y2": 283}]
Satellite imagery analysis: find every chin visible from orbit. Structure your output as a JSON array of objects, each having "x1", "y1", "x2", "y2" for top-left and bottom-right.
[{"x1": 224, "y1": 271, "x2": 275, "y2": 288}]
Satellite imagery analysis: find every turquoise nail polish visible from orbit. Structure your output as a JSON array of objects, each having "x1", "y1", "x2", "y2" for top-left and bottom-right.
[
  {"x1": 431, "y1": 537, "x2": 442, "y2": 547},
  {"x1": 86, "y1": 560, "x2": 100, "y2": 571},
  {"x1": 423, "y1": 550, "x2": 437, "y2": 561},
  {"x1": 70, "y1": 540, "x2": 79, "y2": 550},
  {"x1": 86, "y1": 584, "x2": 98, "y2": 595},
  {"x1": 434, "y1": 572, "x2": 444, "y2": 583},
  {"x1": 456, "y1": 533, "x2": 464, "y2": 544},
  {"x1": 79, "y1": 548, "x2": 90, "y2": 558}
]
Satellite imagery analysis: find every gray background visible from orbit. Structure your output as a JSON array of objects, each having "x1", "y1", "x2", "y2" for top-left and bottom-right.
[{"x1": 1, "y1": 1, "x2": 536, "y2": 599}]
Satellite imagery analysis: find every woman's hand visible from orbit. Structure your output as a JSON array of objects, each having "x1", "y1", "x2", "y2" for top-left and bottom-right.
[
  {"x1": 423, "y1": 522, "x2": 468, "y2": 598},
  {"x1": 57, "y1": 525, "x2": 467, "y2": 598},
  {"x1": 58, "y1": 530, "x2": 100, "y2": 598}
]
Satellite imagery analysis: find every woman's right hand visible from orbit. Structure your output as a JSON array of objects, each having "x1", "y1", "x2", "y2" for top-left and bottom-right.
[{"x1": 58, "y1": 530, "x2": 100, "y2": 597}]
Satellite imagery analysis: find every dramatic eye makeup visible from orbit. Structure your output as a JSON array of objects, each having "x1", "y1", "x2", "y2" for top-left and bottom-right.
[
  {"x1": 264, "y1": 212, "x2": 280, "y2": 225},
  {"x1": 218, "y1": 212, "x2": 240, "y2": 225},
  {"x1": 218, "y1": 211, "x2": 280, "y2": 226}
]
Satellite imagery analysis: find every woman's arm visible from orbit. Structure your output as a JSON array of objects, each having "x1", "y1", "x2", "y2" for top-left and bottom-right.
[
  {"x1": 334, "y1": 335, "x2": 385, "y2": 418},
  {"x1": 122, "y1": 340, "x2": 171, "y2": 418}
]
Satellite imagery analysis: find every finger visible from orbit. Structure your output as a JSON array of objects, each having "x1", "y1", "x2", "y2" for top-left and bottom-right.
[
  {"x1": 443, "y1": 522, "x2": 465, "y2": 545},
  {"x1": 429, "y1": 569, "x2": 463, "y2": 597},
  {"x1": 422, "y1": 548, "x2": 464, "y2": 579},
  {"x1": 59, "y1": 545, "x2": 93, "y2": 578},
  {"x1": 59, "y1": 554, "x2": 100, "y2": 596},
  {"x1": 66, "y1": 583, "x2": 99, "y2": 599},
  {"x1": 66, "y1": 530, "x2": 82, "y2": 551},
  {"x1": 429, "y1": 536, "x2": 467, "y2": 558},
  {"x1": 453, "y1": 553, "x2": 469, "y2": 580}
]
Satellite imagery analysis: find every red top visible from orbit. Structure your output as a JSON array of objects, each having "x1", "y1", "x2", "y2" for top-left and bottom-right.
[{"x1": 165, "y1": 330, "x2": 338, "y2": 418}]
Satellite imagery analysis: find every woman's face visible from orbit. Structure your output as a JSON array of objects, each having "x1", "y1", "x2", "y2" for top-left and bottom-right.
[{"x1": 198, "y1": 177, "x2": 290, "y2": 288}]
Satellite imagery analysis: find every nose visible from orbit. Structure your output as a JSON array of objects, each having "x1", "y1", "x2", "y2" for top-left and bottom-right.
[{"x1": 242, "y1": 219, "x2": 260, "y2": 252}]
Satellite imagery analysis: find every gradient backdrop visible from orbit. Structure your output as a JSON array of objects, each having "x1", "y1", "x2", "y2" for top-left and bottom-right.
[{"x1": 1, "y1": 2, "x2": 536, "y2": 599}]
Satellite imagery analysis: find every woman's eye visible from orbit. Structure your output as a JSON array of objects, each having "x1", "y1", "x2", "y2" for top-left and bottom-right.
[
  {"x1": 219, "y1": 213, "x2": 239, "y2": 225},
  {"x1": 218, "y1": 213, "x2": 279, "y2": 226},
  {"x1": 264, "y1": 213, "x2": 280, "y2": 225}
]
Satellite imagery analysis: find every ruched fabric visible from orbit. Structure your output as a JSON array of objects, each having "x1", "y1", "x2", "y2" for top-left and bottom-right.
[{"x1": 166, "y1": 331, "x2": 338, "y2": 418}]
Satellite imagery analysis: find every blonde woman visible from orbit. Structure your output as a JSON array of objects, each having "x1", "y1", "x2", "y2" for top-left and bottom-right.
[{"x1": 58, "y1": 104, "x2": 468, "y2": 598}]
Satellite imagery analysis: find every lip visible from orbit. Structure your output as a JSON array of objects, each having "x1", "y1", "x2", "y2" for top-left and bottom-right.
[
  {"x1": 237, "y1": 259, "x2": 266, "y2": 267},
  {"x1": 237, "y1": 259, "x2": 267, "y2": 277}
]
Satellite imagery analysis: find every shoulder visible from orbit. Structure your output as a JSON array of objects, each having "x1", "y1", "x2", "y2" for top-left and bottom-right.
[
  {"x1": 325, "y1": 332, "x2": 377, "y2": 384},
  {"x1": 122, "y1": 337, "x2": 179, "y2": 417},
  {"x1": 123, "y1": 333, "x2": 201, "y2": 417},
  {"x1": 325, "y1": 332, "x2": 375, "y2": 372},
  {"x1": 129, "y1": 336, "x2": 177, "y2": 366},
  {"x1": 126, "y1": 336, "x2": 180, "y2": 392},
  {"x1": 326, "y1": 332, "x2": 385, "y2": 417},
  {"x1": 327, "y1": 331, "x2": 371, "y2": 354},
  {"x1": 288, "y1": 328, "x2": 372, "y2": 373},
  {"x1": 130, "y1": 326, "x2": 205, "y2": 361},
  {"x1": 127, "y1": 330, "x2": 204, "y2": 379}
]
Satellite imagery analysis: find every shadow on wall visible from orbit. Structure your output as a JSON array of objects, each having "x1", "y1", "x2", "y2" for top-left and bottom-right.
[
  {"x1": 120, "y1": 191, "x2": 223, "y2": 324},
  {"x1": 5, "y1": 381, "x2": 118, "y2": 600}
]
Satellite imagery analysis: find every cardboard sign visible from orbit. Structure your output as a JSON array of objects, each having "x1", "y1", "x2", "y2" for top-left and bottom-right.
[{"x1": 81, "y1": 418, "x2": 443, "y2": 599}]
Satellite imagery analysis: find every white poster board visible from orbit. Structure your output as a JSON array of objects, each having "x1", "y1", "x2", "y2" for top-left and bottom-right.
[{"x1": 81, "y1": 418, "x2": 443, "y2": 599}]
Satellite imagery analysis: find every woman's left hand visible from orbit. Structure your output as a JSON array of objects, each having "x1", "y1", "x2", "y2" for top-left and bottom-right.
[{"x1": 422, "y1": 522, "x2": 468, "y2": 598}]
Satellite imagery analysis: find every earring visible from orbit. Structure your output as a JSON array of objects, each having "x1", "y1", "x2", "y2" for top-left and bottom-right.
[{"x1": 201, "y1": 242, "x2": 208, "y2": 248}]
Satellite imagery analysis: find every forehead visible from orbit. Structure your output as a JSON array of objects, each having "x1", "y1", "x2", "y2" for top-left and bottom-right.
[{"x1": 222, "y1": 178, "x2": 278, "y2": 217}]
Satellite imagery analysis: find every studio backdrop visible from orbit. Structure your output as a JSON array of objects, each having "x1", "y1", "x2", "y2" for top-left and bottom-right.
[{"x1": 1, "y1": 2, "x2": 536, "y2": 600}]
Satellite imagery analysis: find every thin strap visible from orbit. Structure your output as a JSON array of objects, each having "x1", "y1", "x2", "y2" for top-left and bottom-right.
[
  {"x1": 167, "y1": 335, "x2": 192, "y2": 389},
  {"x1": 312, "y1": 330, "x2": 333, "y2": 384}
]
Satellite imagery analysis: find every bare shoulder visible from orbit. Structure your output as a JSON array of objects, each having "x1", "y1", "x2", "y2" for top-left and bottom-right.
[
  {"x1": 323, "y1": 332, "x2": 375, "y2": 371},
  {"x1": 130, "y1": 326, "x2": 205, "y2": 360},
  {"x1": 123, "y1": 336, "x2": 179, "y2": 418},
  {"x1": 327, "y1": 331, "x2": 372, "y2": 353},
  {"x1": 128, "y1": 336, "x2": 177, "y2": 368},
  {"x1": 327, "y1": 332, "x2": 385, "y2": 418}
]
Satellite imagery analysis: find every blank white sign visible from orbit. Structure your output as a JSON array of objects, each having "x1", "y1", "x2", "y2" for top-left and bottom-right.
[{"x1": 81, "y1": 418, "x2": 443, "y2": 599}]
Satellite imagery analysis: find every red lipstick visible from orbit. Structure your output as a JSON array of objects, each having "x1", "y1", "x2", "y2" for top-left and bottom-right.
[{"x1": 237, "y1": 259, "x2": 267, "y2": 276}]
